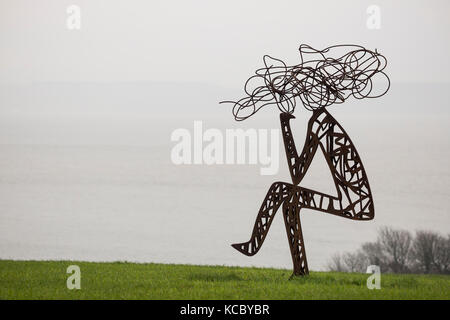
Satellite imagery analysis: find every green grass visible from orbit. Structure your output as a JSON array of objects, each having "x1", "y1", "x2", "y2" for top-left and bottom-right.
[{"x1": 0, "y1": 260, "x2": 449, "y2": 299}]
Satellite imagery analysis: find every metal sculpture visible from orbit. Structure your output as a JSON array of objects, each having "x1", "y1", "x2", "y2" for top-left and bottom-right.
[{"x1": 221, "y1": 44, "x2": 390, "y2": 277}]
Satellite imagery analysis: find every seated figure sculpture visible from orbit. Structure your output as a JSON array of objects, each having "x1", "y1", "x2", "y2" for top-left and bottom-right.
[{"x1": 221, "y1": 44, "x2": 390, "y2": 276}]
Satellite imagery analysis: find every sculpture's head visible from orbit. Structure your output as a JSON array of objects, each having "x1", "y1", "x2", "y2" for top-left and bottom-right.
[{"x1": 221, "y1": 44, "x2": 390, "y2": 121}]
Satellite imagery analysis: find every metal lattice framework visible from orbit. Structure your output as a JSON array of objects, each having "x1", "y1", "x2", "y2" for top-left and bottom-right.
[{"x1": 223, "y1": 44, "x2": 389, "y2": 277}]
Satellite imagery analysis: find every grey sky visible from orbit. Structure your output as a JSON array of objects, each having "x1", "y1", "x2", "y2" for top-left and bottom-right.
[{"x1": 0, "y1": 0, "x2": 449, "y2": 86}]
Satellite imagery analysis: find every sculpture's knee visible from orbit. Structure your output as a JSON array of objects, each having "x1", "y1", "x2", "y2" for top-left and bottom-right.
[
  {"x1": 269, "y1": 181, "x2": 293, "y2": 203},
  {"x1": 270, "y1": 181, "x2": 292, "y2": 189},
  {"x1": 349, "y1": 199, "x2": 374, "y2": 220},
  {"x1": 365, "y1": 202, "x2": 375, "y2": 220}
]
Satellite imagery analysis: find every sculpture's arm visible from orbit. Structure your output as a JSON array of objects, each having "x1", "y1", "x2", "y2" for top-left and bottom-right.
[{"x1": 280, "y1": 113, "x2": 320, "y2": 185}]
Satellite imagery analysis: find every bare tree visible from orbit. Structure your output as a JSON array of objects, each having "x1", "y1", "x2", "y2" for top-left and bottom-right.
[
  {"x1": 342, "y1": 251, "x2": 368, "y2": 273},
  {"x1": 327, "y1": 227, "x2": 449, "y2": 274},
  {"x1": 327, "y1": 253, "x2": 346, "y2": 272},
  {"x1": 361, "y1": 241, "x2": 387, "y2": 271},
  {"x1": 341, "y1": 252, "x2": 358, "y2": 272},
  {"x1": 327, "y1": 251, "x2": 368, "y2": 273},
  {"x1": 433, "y1": 235, "x2": 450, "y2": 274},
  {"x1": 410, "y1": 231, "x2": 449, "y2": 274},
  {"x1": 377, "y1": 226, "x2": 412, "y2": 273}
]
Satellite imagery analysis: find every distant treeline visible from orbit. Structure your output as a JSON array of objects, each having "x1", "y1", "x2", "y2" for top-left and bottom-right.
[{"x1": 328, "y1": 227, "x2": 450, "y2": 274}]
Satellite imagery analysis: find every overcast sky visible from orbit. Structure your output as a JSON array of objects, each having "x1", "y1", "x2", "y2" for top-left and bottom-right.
[
  {"x1": 0, "y1": 0, "x2": 449, "y2": 86},
  {"x1": 0, "y1": 1, "x2": 449, "y2": 270}
]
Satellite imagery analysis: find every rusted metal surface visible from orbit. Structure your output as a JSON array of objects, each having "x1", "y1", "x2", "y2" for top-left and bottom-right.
[{"x1": 222, "y1": 44, "x2": 390, "y2": 277}]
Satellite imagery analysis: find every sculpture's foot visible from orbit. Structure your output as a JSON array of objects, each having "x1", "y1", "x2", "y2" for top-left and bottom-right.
[
  {"x1": 231, "y1": 242, "x2": 255, "y2": 256},
  {"x1": 288, "y1": 271, "x2": 308, "y2": 280}
]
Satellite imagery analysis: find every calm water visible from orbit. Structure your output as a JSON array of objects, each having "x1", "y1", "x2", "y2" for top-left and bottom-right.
[{"x1": 0, "y1": 84, "x2": 449, "y2": 270}]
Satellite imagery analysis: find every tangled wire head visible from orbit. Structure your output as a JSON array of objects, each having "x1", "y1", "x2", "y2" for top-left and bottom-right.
[{"x1": 221, "y1": 44, "x2": 390, "y2": 121}]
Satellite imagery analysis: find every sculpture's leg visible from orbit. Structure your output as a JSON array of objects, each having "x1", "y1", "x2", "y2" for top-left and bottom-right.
[
  {"x1": 232, "y1": 182, "x2": 292, "y2": 256},
  {"x1": 282, "y1": 201, "x2": 309, "y2": 276}
]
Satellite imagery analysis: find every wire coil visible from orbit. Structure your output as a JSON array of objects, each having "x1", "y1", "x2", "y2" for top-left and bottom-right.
[{"x1": 221, "y1": 44, "x2": 390, "y2": 121}]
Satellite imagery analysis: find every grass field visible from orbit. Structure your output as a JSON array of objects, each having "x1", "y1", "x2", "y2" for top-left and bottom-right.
[{"x1": 0, "y1": 260, "x2": 449, "y2": 299}]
